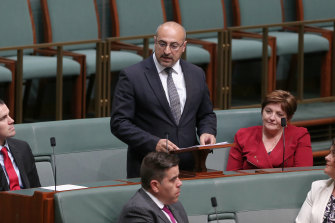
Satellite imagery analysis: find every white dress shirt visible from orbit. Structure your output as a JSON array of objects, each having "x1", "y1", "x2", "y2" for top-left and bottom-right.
[{"x1": 153, "y1": 53, "x2": 186, "y2": 114}]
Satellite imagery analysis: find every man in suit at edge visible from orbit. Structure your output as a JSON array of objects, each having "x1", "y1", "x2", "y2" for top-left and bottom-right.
[
  {"x1": 118, "y1": 152, "x2": 189, "y2": 222},
  {"x1": 110, "y1": 21, "x2": 217, "y2": 178},
  {"x1": 0, "y1": 99, "x2": 40, "y2": 191}
]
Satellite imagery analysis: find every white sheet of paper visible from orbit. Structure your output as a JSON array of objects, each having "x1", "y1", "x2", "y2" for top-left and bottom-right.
[
  {"x1": 181, "y1": 141, "x2": 229, "y2": 150},
  {"x1": 41, "y1": 184, "x2": 87, "y2": 191}
]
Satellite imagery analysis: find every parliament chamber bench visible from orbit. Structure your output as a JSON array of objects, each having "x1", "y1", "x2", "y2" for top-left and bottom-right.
[
  {"x1": 51, "y1": 168, "x2": 327, "y2": 223},
  {"x1": 12, "y1": 103, "x2": 334, "y2": 187}
]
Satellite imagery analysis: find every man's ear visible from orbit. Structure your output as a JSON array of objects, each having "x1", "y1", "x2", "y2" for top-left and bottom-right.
[
  {"x1": 150, "y1": 179, "x2": 160, "y2": 193},
  {"x1": 182, "y1": 40, "x2": 187, "y2": 52}
]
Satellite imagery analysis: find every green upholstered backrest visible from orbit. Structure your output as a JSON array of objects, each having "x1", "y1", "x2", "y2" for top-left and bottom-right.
[
  {"x1": 14, "y1": 124, "x2": 55, "y2": 187},
  {"x1": 177, "y1": 0, "x2": 225, "y2": 39},
  {"x1": 208, "y1": 109, "x2": 262, "y2": 171},
  {"x1": 292, "y1": 101, "x2": 335, "y2": 122},
  {"x1": 0, "y1": 0, "x2": 34, "y2": 57},
  {"x1": 43, "y1": 0, "x2": 99, "y2": 50},
  {"x1": 300, "y1": 0, "x2": 335, "y2": 27},
  {"x1": 235, "y1": 0, "x2": 283, "y2": 32},
  {"x1": 53, "y1": 169, "x2": 327, "y2": 223},
  {"x1": 15, "y1": 118, "x2": 126, "y2": 156},
  {"x1": 215, "y1": 108, "x2": 262, "y2": 143},
  {"x1": 181, "y1": 169, "x2": 327, "y2": 222},
  {"x1": 15, "y1": 118, "x2": 125, "y2": 155},
  {"x1": 113, "y1": 0, "x2": 165, "y2": 44},
  {"x1": 14, "y1": 118, "x2": 128, "y2": 184},
  {"x1": 54, "y1": 184, "x2": 141, "y2": 223},
  {"x1": 13, "y1": 124, "x2": 40, "y2": 155}
]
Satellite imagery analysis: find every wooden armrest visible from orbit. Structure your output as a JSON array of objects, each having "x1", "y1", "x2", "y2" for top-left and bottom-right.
[
  {"x1": 34, "y1": 48, "x2": 85, "y2": 61},
  {"x1": 110, "y1": 41, "x2": 148, "y2": 55},
  {"x1": 284, "y1": 25, "x2": 332, "y2": 35},
  {"x1": 232, "y1": 30, "x2": 276, "y2": 41},
  {"x1": 313, "y1": 150, "x2": 330, "y2": 158},
  {"x1": 0, "y1": 57, "x2": 15, "y2": 65},
  {"x1": 186, "y1": 38, "x2": 216, "y2": 46},
  {"x1": 291, "y1": 117, "x2": 335, "y2": 127}
]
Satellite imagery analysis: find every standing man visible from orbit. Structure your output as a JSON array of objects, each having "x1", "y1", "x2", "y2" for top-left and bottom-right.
[
  {"x1": 110, "y1": 21, "x2": 217, "y2": 178},
  {"x1": 0, "y1": 99, "x2": 40, "y2": 191},
  {"x1": 118, "y1": 152, "x2": 189, "y2": 222}
]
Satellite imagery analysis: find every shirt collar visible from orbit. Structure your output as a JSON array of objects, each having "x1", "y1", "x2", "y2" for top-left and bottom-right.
[
  {"x1": 1, "y1": 141, "x2": 10, "y2": 152},
  {"x1": 143, "y1": 188, "x2": 165, "y2": 209},
  {"x1": 153, "y1": 53, "x2": 181, "y2": 75}
]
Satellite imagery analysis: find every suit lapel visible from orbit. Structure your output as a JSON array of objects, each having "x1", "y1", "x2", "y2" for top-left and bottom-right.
[
  {"x1": 168, "y1": 204, "x2": 184, "y2": 223},
  {"x1": 7, "y1": 139, "x2": 29, "y2": 188},
  {"x1": 179, "y1": 60, "x2": 193, "y2": 124},
  {"x1": 0, "y1": 166, "x2": 9, "y2": 191},
  {"x1": 144, "y1": 56, "x2": 177, "y2": 124},
  {"x1": 139, "y1": 189, "x2": 171, "y2": 223},
  {"x1": 249, "y1": 130, "x2": 274, "y2": 168}
]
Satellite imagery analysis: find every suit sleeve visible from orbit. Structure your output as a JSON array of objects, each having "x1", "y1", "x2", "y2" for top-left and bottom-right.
[
  {"x1": 24, "y1": 142, "x2": 41, "y2": 188},
  {"x1": 293, "y1": 127, "x2": 313, "y2": 167},
  {"x1": 196, "y1": 71, "x2": 216, "y2": 137},
  {"x1": 110, "y1": 71, "x2": 160, "y2": 154},
  {"x1": 117, "y1": 206, "x2": 155, "y2": 223}
]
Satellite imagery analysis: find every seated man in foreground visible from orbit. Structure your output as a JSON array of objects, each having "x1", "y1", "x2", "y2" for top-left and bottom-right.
[
  {"x1": 0, "y1": 99, "x2": 40, "y2": 191},
  {"x1": 118, "y1": 152, "x2": 189, "y2": 222}
]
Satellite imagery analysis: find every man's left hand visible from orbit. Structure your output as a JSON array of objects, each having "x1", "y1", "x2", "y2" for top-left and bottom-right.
[{"x1": 199, "y1": 133, "x2": 216, "y2": 145}]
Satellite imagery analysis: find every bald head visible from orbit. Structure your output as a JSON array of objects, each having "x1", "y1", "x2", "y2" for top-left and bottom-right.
[
  {"x1": 156, "y1": 22, "x2": 186, "y2": 42},
  {"x1": 154, "y1": 22, "x2": 187, "y2": 67}
]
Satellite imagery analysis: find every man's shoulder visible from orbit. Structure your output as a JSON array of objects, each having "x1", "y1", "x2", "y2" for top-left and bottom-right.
[
  {"x1": 180, "y1": 59, "x2": 204, "y2": 73},
  {"x1": 7, "y1": 137, "x2": 29, "y2": 147},
  {"x1": 122, "y1": 56, "x2": 152, "y2": 74},
  {"x1": 124, "y1": 189, "x2": 152, "y2": 207}
]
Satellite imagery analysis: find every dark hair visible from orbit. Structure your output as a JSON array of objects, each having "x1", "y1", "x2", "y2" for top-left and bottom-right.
[
  {"x1": 261, "y1": 90, "x2": 297, "y2": 120},
  {"x1": 140, "y1": 152, "x2": 179, "y2": 190},
  {"x1": 0, "y1": 99, "x2": 4, "y2": 105}
]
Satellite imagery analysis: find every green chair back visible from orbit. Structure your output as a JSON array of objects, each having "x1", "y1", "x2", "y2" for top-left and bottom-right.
[
  {"x1": 41, "y1": 0, "x2": 99, "y2": 50},
  {"x1": 0, "y1": 0, "x2": 34, "y2": 56},
  {"x1": 176, "y1": 0, "x2": 225, "y2": 39}
]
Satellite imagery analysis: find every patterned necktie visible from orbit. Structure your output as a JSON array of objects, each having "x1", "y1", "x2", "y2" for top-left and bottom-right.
[
  {"x1": 165, "y1": 67, "x2": 181, "y2": 124},
  {"x1": 1, "y1": 147, "x2": 20, "y2": 190},
  {"x1": 162, "y1": 205, "x2": 176, "y2": 223}
]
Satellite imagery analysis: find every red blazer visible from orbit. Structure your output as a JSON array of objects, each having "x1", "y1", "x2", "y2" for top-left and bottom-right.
[{"x1": 226, "y1": 125, "x2": 313, "y2": 170}]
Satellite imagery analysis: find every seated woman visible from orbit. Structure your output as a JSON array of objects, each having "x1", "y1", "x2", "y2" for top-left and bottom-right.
[
  {"x1": 226, "y1": 90, "x2": 313, "y2": 170},
  {"x1": 296, "y1": 139, "x2": 335, "y2": 222}
]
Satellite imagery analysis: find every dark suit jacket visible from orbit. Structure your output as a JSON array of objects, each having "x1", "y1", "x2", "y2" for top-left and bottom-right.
[
  {"x1": 117, "y1": 188, "x2": 189, "y2": 223},
  {"x1": 110, "y1": 55, "x2": 217, "y2": 178},
  {"x1": 0, "y1": 138, "x2": 41, "y2": 191}
]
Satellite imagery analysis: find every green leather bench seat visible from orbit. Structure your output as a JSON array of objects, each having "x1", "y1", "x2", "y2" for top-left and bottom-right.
[
  {"x1": 208, "y1": 104, "x2": 335, "y2": 170},
  {"x1": 53, "y1": 169, "x2": 327, "y2": 223},
  {"x1": 292, "y1": 101, "x2": 335, "y2": 124},
  {"x1": 207, "y1": 108, "x2": 262, "y2": 171},
  {"x1": 72, "y1": 49, "x2": 143, "y2": 74},
  {"x1": 0, "y1": 66, "x2": 12, "y2": 82},
  {"x1": 7, "y1": 55, "x2": 81, "y2": 79},
  {"x1": 14, "y1": 118, "x2": 127, "y2": 185},
  {"x1": 12, "y1": 103, "x2": 334, "y2": 185},
  {"x1": 292, "y1": 102, "x2": 335, "y2": 153}
]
